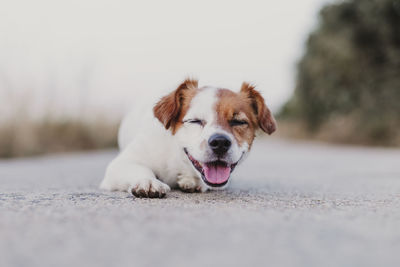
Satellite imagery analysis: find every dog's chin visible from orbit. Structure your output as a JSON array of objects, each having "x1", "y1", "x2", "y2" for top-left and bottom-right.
[{"x1": 183, "y1": 148, "x2": 239, "y2": 188}]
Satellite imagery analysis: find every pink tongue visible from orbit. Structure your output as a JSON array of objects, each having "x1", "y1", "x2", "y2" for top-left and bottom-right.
[{"x1": 203, "y1": 164, "x2": 231, "y2": 184}]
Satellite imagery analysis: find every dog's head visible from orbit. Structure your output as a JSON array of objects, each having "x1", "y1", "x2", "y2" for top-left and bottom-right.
[{"x1": 154, "y1": 79, "x2": 276, "y2": 188}]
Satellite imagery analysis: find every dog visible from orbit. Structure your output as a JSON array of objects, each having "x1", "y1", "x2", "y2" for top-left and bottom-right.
[{"x1": 100, "y1": 79, "x2": 276, "y2": 198}]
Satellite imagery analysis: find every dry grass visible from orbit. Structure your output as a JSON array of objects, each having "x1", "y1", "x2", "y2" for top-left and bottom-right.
[
  {"x1": 277, "y1": 118, "x2": 400, "y2": 147},
  {"x1": 0, "y1": 117, "x2": 118, "y2": 158}
]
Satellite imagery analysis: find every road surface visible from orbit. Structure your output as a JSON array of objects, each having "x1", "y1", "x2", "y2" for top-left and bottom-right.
[{"x1": 1, "y1": 138, "x2": 400, "y2": 267}]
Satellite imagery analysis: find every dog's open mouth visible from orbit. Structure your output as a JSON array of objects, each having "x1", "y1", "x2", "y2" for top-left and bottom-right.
[{"x1": 184, "y1": 148, "x2": 238, "y2": 187}]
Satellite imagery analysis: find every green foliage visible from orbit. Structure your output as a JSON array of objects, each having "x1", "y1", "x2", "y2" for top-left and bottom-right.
[{"x1": 281, "y1": 0, "x2": 400, "y2": 145}]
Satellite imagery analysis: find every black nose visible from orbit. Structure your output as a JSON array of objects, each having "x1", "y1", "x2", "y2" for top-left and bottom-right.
[{"x1": 208, "y1": 134, "x2": 231, "y2": 156}]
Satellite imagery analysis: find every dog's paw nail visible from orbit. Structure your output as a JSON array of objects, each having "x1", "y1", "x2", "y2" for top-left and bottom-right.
[
  {"x1": 195, "y1": 186, "x2": 202, "y2": 192},
  {"x1": 148, "y1": 190, "x2": 165, "y2": 198},
  {"x1": 132, "y1": 188, "x2": 147, "y2": 198}
]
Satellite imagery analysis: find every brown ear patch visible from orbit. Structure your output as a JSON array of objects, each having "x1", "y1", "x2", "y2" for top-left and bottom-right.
[
  {"x1": 153, "y1": 79, "x2": 198, "y2": 133},
  {"x1": 240, "y1": 82, "x2": 276, "y2": 135}
]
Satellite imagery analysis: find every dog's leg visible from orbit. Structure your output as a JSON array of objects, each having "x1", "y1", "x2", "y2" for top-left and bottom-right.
[
  {"x1": 100, "y1": 152, "x2": 170, "y2": 198},
  {"x1": 177, "y1": 173, "x2": 207, "y2": 193}
]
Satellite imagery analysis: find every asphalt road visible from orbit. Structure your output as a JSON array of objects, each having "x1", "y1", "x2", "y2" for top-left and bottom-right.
[{"x1": 1, "y1": 138, "x2": 400, "y2": 267}]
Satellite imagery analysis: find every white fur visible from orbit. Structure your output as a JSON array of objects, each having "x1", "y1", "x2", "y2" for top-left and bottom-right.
[{"x1": 100, "y1": 87, "x2": 249, "y2": 197}]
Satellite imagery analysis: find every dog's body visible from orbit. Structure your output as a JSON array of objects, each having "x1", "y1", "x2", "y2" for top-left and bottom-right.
[{"x1": 100, "y1": 79, "x2": 276, "y2": 197}]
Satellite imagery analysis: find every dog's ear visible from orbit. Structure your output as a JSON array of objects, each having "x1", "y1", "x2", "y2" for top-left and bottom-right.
[
  {"x1": 240, "y1": 82, "x2": 276, "y2": 135},
  {"x1": 153, "y1": 79, "x2": 198, "y2": 130}
]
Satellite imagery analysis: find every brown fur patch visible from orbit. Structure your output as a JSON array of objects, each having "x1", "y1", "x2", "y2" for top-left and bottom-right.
[
  {"x1": 153, "y1": 79, "x2": 198, "y2": 134},
  {"x1": 240, "y1": 82, "x2": 276, "y2": 135},
  {"x1": 215, "y1": 84, "x2": 276, "y2": 147}
]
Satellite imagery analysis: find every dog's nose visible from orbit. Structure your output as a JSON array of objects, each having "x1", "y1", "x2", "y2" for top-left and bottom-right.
[{"x1": 208, "y1": 134, "x2": 231, "y2": 156}]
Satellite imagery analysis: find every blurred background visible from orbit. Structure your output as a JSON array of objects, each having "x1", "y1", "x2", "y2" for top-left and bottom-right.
[{"x1": 1, "y1": 0, "x2": 399, "y2": 158}]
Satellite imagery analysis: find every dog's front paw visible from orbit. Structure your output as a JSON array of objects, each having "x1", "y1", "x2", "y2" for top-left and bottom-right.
[
  {"x1": 131, "y1": 179, "x2": 170, "y2": 198},
  {"x1": 177, "y1": 175, "x2": 207, "y2": 193}
]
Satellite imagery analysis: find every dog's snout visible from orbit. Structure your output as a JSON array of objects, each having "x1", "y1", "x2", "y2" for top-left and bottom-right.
[{"x1": 208, "y1": 134, "x2": 231, "y2": 156}]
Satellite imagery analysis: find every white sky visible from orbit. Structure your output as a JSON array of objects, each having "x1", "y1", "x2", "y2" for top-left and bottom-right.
[{"x1": 0, "y1": 0, "x2": 331, "y2": 120}]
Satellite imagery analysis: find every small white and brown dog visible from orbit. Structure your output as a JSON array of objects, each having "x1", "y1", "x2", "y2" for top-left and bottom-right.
[{"x1": 100, "y1": 79, "x2": 276, "y2": 198}]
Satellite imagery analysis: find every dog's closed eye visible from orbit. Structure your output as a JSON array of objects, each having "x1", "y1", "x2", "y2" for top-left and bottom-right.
[
  {"x1": 184, "y1": 119, "x2": 205, "y2": 126},
  {"x1": 229, "y1": 119, "x2": 248, "y2": 127}
]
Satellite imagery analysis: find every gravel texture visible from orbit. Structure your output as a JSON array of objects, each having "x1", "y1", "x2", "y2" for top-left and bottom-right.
[{"x1": 1, "y1": 138, "x2": 400, "y2": 267}]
